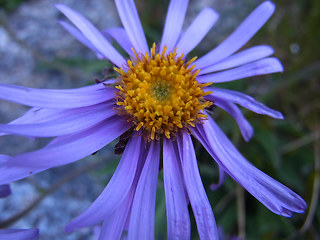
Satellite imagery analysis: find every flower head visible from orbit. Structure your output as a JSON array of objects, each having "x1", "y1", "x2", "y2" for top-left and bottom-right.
[
  {"x1": 115, "y1": 44, "x2": 212, "y2": 140},
  {"x1": 0, "y1": 0, "x2": 306, "y2": 239}
]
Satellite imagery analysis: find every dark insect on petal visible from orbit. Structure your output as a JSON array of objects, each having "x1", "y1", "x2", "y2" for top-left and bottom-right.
[{"x1": 114, "y1": 127, "x2": 135, "y2": 155}]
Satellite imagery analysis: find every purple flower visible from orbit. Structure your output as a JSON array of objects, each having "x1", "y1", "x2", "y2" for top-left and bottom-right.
[
  {"x1": 0, "y1": 1, "x2": 306, "y2": 239},
  {"x1": 0, "y1": 229, "x2": 39, "y2": 240}
]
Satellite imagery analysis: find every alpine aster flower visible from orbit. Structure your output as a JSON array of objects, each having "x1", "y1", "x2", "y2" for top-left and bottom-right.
[{"x1": 0, "y1": 0, "x2": 306, "y2": 239}]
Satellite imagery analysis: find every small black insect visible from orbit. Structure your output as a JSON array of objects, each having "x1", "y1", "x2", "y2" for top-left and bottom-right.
[
  {"x1": 91, "y1": 151, "x2": 98, "y2": 155},
  {"x1": 206, "y1": 102, "x2": 217, "y2": 113},
  {"x1": 114, "y1": 127, "x2": 135, "y2": 155}
]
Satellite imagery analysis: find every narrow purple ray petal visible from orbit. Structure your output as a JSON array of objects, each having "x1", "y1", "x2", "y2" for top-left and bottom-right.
[
  {"x1": 194, "y1": 118, "x2": 307, "y2": 216},
  {"x1": 177, "y1": 132, "x2": 219, "y2": 240},
  {"x1": 214, "y1": 100, "x2": 254, "y2": 141},
  {"x1": 0, "y1": 184, "x2": 11, "y2": 198},
  {"x1": 197, "y1": 58, "x2": 283, "y2": 83},
  {"x1": 58, "y1": 20, "x2": 104, "y2": 59},
  {"x1": 176, "y1": 7, "x2": 219, "y2": 56},
  {"x1": 200, "y1": 45, "x2": 274, "y2": 74},
  {"x1": 0, "y1": 229, "x2": 39, "y2": 240},
  {"x1": 5, "y1": 108, "x2": 70, "y2": 126},
  {"x1": 206, "y1": 87, "x2": 284, "y2": 119},
  {"x1": 115, "y1": 0, "x2": 148, "y2": 54},
  {"x1": 66, "y1": 135, "x2": 143, "y2": 232},
  {"x1": 6, "y1": 116, "x2": 130, "y2": 168},
  {"x1": 128, "y1": 141, "x2": 160, "y2": 240},
  {"x1": 0, "y1": 154, "x2": 45, "y2": 185},
  {"x1": 163, "y1": 139, "x2": 190, "y2": 240},
  {"x1": 99, "y1": 141, "x2": 148, "y2": 239},
  {"x1": 0, "y1": 103, "x2": 115, "y2": 137},
  {"x1": 99, "y1": 191, "x2": 133, "y2": 240},
  {"x1": 210, "y1": 165, "x2": 227, "y2": 191},
  {"x1": 0, "y1": 108, "x2": 67, "y2": 137},
  {"x1": 102, "y1": 27, "x2": 133, "y2": 55},
  {"x1": 0, "y1": 83, "x2": 114, "y2": 136},
  {"x1": 0, "y1": 83, "x2": 115, "y2": 109},
  {"x1": 195, "y1": 1, "x2": 275, "y2": 69},
  {"x1": 49, "y1": 82, "x2": 112, "y2": 93},
  {"x1": 5, "y1": 103, "x2": 113, "y2": 127},
  {"x1": 160, "y1": 0, "x2": 189, "y2": 52},
  {"x1": 0, "y1": 154, "x2": 9, "y2": 165},
  {"x1": 0, "y1": 164, "x2": 46, "y2": 185},
  {"x1": 55, "y1": 4, "x2": 125, "y2": 67}
]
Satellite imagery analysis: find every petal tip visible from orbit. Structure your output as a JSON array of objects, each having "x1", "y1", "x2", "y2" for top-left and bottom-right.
[
  {"x1": 275, "y1": 58, "x2": 284, "y2": 72},
  {"x1": 243, "y1": 134, "x2": 253, "y2": 142},
  {"x1": 54, "y1": 3, "x2": 65, "y2": 10},
  {"x1": 276, "y1": 112, "x2": 285, "y2": 120},
  {"x1": 243, "y1": 125, "x2": 254, "y2": 142},
  {"x1": 204, "y1": 7, "x2": 220, "y2": 19},
  {"x1": 263, "y1": 1, "x2": 276, "y2": 13}
]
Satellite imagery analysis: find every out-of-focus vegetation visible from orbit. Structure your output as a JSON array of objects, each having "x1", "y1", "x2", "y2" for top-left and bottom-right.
[
  {"x1": 0, "y1": 0, "x2": 25, "y2": 12},
  {"x1": 0, "y1": 0, "x2": 318, "y2": 239}
]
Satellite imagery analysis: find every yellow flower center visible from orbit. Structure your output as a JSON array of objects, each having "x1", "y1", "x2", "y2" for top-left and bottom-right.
[{"x1": 115, "y1": 43, "x2": 212, "y2": 141}]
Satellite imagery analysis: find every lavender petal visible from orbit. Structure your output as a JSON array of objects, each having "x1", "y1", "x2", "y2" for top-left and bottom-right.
[
  {"x1": 214, "y1": 100, "x2": 254, "y2": 141},
  {"x1": 0, "y1": 103, "x2": 115, "y2": 137},
  {"x1": 160, "y1": 0, "x2": 189, "y2": 53},
  {"x1": 99, "y1": 141, "x2": 148, "y2": 240},
  {"x1": 0, "y1": 154, "x2": 46, "y2": 185},
  {"x1": 163, "y1": 138, "x2": 190, "y2": 240},
  {"x1": 177, "y1": 132, "x2": 219, "y2": 240},
  {"x1": 200, "y1": 45, "x2": 274, "y2": 74},
  {"x1": 6, "y1": 116, "x2": 130, "y2": 168},
  {"x1": 176, "y1": 7, "x2": 218, "y2": 56},
  {"x1": 55, "y1": 4, "x2": 125, "y2": 67},
  {"x1": 0, "y1": 83, "x2": 115, "y2": 109},
  {"x1": 66, "y1": 135, "x2": 143, "y2": 232},
  {"x1": 0, "y1": 165, "x2": 46, "y2": 185},
  {"x1": 207, "y1": 87, "x2": 284, "y2": 119},
  {"x1": 115, "y1": 0, "x2": 148, "y2": 54},
  {"x1": 58, "y1": 20, "x2": 105, "y2": 59},
  {"x1": 99, "y1": 191, "x2": 133, "y2": 240},
  {"x1": 197, "y1": 58, "x2": 283, "y2": 83},
  {"x1": 128, "y1": 141, "x2": 160, "y2": 240},
  {"x1": 195, "y1": 1, "x2": 275, "y2": 69},
  {"x1": 102, "y1": 27, "x2": 133, "y2": 55},
  {"x1": 194, "y1": 118, "x2": 307, "y2": 216},
  {"x1": 210, "y1": 165, "x2": 227, "y2": 191}
]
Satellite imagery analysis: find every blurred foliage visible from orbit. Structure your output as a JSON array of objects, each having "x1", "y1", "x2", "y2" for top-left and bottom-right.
[{"x1": 0, "y1": 0, "x2": 25, "y2": 12}]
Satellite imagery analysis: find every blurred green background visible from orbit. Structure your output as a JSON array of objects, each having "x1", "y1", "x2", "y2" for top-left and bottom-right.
[{"x1": 0, "y1": 0, "x2": 319, "y2": 239}]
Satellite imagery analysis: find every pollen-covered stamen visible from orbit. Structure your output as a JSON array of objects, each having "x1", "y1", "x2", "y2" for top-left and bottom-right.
[{"x1": 115, "y1": 43, "x2": 212, "y2": 140}]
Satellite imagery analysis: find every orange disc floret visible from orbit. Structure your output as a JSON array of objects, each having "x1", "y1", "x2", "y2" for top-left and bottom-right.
[{"x1": 115, "y1": 43, "x2": 212, "y2": 141}]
